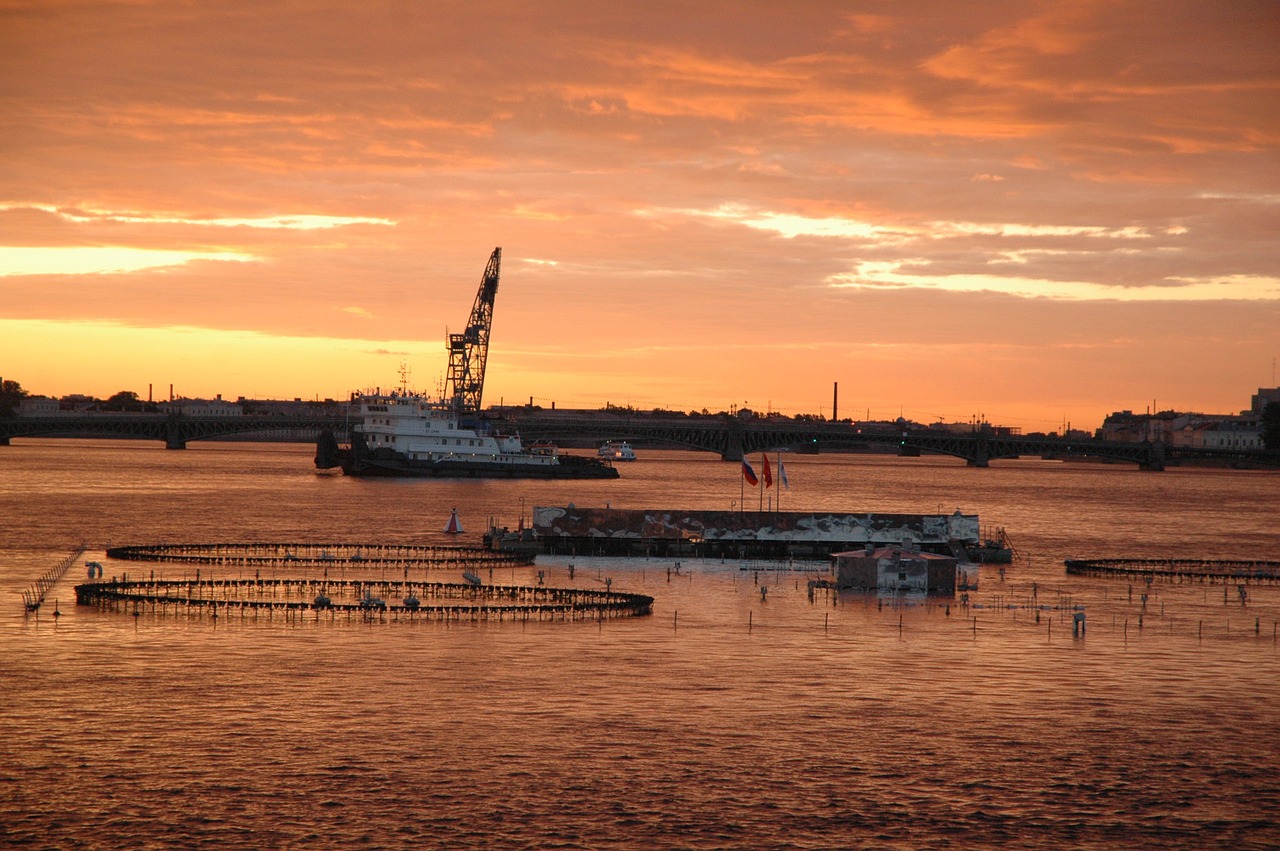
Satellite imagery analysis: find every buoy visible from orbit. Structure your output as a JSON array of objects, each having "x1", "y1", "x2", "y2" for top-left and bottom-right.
[{"x1": 444, "y1": 509, "x2": 463, "y2": 534}]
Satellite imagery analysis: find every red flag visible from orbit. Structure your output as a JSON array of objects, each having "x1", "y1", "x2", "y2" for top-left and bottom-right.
[
  {"x1": 762, "y1": 453, "x2": 773, "y2": 488},
  {"x1": 741, "y1": 458, "x2": 758, "y2": 486}
]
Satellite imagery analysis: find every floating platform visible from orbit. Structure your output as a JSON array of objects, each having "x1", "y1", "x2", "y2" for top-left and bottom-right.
[
  {"x1": 75, "y1": 577, "x2": 654, "y2": 622},
  {"x1": 105, "y1": 542, "x2": 534, "y2": 570},
  {"x1": 1065, "y1": 558, "x2": 1280, "y2": 584},
  {"x1": 531, "y1": 506, "x2": 980, "y2": 560}
]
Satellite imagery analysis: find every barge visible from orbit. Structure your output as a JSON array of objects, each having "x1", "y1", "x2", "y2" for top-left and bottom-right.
[{"x1": 526, "y1": 505, "x2": 982, "y2": 561}]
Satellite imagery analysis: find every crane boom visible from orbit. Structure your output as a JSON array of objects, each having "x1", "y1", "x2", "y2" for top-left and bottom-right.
[{"x1": 446, "y1": 247, "x2": 501, "y2": 416}]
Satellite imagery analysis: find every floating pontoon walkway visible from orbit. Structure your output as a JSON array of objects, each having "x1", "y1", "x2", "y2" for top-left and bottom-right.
[
  {"x1": 1065, "y1": 558, "x2": 1280, "y2": 584},
  {"x1": 22, "y1": 544, "x2": 86, "y2": 611},
  {"x1": 105, "y1": 542, "x2": 534, "y2": 570},
  {"x1": 75, "y1": 577, "x2": 654, "y2": 622}
]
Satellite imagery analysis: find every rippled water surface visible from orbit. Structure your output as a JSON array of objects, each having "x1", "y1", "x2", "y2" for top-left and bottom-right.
[{"x1": 2, "y1": 440, "x2": 1279, "y2": 848}]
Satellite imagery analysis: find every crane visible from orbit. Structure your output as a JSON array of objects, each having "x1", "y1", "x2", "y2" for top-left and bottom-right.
[{"x1": 446, "y1": 247, "x2": 501, "y2": 418}]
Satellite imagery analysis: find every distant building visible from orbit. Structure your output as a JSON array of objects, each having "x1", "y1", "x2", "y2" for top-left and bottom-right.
[
  {"x1": 1098, "y1": 394, "x2": 1264, "y2": 449},
  {"x1": 1203, "y1": 417, "x2": 1262, "y2": 451},
  {"x1": 1096, "y1": 410, "x2": 1173, "y2": 442},
  {"x1": 236, "y1": 397, "x2": 348, "y2": 416},
  {"x1": 1168, "y1": 421, "x2": 1211, "y2": 449},
  {"x1": 831, "y1": 545, "x2": 958, "y2": 595},
  {"x1": 1250, "y1": 387, "x2": 1280, "y2": 415},
  {"x1": 58, "y1": 394, "x2": 98, "y2": 412},
  {"x1": 159, "y1": 396, "x2": 242, "y2": 416},
  {"x1": 17, "y1": 396, "x2": 60, "y2": 416}
]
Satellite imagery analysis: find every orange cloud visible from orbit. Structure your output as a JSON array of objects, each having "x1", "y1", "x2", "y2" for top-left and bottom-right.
[{"x1": 0, "y1": 0, "x2": 1276, "y2": 430}]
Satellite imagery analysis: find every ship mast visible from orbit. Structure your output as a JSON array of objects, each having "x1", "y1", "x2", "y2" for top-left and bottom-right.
[{"x1": 446, "y1": 247, "x2": 501, "y2": 418}]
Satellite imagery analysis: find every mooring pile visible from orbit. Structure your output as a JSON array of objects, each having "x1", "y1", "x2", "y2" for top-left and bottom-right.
[{"x1": 78, "y1": 542, "x2": 653, "y2": 622}]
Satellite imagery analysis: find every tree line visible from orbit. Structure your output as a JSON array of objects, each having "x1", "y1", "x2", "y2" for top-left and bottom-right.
[{"x1": 0, "y1": 380, "x2": 159, "y2": 417}]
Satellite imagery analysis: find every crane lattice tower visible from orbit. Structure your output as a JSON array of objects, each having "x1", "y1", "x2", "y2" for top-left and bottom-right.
[{"x1": 446, "y1": 247, "x2": 501, "y2": 417}]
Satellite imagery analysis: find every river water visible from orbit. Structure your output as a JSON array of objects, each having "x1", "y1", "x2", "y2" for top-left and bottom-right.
[{"x1": 2, "y1": 439, "x2": 1278, "y2": 848}]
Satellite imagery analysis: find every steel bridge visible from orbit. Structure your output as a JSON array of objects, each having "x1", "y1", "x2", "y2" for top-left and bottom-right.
[
  {"x1": 0, "y1": 413, "x2": 349, "y2": 449},
  {"x1": 505, "y1": 412, "x2": 1184, "y2": 469},
  {"x1": 504, "y1": 412, "x2": 1280, "y2": 471},
  {"x1": 3, "y1": 411, "x2": 1276, "y2": 471}
]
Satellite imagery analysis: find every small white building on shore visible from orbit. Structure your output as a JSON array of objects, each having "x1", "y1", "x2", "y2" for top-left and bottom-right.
[{"x1": 17, "y1": 396, "x2": 61, "y2": 416}]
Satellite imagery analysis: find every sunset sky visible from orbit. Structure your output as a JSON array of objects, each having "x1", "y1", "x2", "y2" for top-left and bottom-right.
[{"x1": 2, "y1": 1, "x2": 1277, "y2": 431}]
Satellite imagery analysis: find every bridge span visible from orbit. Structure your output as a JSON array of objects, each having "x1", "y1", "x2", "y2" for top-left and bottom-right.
[
  {"x1": 0, "y1": 412, "x2": 349, "y2": 450},
  {"x1": 3, "y1": 410, "x2": 1275, "y2": 471},
  {"x1": 503, "y1": 412, "x2": 1183, "y2": 470}
]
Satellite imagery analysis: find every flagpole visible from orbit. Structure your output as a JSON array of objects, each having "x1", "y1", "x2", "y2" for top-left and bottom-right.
[
  {"x1": 759, "y1": 453, "x2": 764, "y2": 512},
  {"x1": 739, "y1": 459, "x2": 744, "y2": 512}
]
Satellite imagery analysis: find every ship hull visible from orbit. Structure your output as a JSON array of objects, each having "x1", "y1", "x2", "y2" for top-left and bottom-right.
[{"x1": 316, "y1": 431, "x2": 619, "y2": 479}]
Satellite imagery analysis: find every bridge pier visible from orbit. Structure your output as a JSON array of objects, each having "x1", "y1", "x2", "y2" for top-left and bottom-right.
[
  {"x1": 965, "y1": 435, "x2": 990, "y2": 468},
  {"x1": 721, "y1": 444, "x2": 744, "y2": 462},
  {"x1": 165, "y1": 417, "x2": 186, "y2": 450},
  {"x1": 1139, "y1": 441, "x2": 1165, "y2": 472},
  {"x1": 721, "y1": 419, "x2": 744, "y2": 462}
]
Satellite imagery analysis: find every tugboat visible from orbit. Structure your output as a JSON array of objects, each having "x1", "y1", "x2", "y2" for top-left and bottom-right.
[
  {"x1": 315, "y1": 390, "x2": 618, "y2": 478},
  {"x1": 315, "y1": 248, "x2": 618, "y2": 480}
]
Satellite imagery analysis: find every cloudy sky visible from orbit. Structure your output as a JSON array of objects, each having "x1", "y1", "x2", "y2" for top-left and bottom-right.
[{"x1": 2, "y1": 0, "x2": 1277, "y2": 430}]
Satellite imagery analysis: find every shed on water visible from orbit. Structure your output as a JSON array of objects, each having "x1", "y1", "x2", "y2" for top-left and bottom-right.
[{"x1": 831, "y1": 545, "x2": 958, "y2": 595}]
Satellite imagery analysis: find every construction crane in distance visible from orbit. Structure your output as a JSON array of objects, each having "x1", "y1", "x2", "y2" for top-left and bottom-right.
[{"x1": 446, "y1": 247, "x2": 501, "y2": 418}]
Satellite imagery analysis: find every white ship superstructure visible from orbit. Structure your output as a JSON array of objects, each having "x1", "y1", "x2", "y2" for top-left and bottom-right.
[{"x1": 356, "y1": 392, "x2": 556, "y2": 469}]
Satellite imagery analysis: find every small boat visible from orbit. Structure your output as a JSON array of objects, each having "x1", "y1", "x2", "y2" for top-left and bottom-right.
[{"x1": 598, "y1": 441, "x2": 637, "y2": 461}]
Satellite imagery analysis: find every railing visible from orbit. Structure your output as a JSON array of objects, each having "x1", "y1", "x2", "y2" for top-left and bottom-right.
[{"x1": 21, "y1": 544, "x2": 86, "y2": 612}]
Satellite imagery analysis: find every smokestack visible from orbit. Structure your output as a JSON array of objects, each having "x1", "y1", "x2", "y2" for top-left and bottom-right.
[
  {"x1": 169, "y1": 383, "x2": 173, "y2": 402},
  {"x1": 148, "y1": 383, "x2": 152, "y2": 403},
  {"x1": 833, "y1": 381, "x2": 838, "y2": 422}
]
